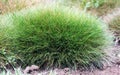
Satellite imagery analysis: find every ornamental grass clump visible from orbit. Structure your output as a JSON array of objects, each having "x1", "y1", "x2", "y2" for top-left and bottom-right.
[{"x1": 1, "y1": 6, "x2": 111, "y2": 69}]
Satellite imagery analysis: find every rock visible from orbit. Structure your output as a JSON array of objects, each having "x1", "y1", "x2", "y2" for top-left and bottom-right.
[
  {"x1": 63, "y1": 68, "x2": 70, "y2": 73},
  {"x1": 31, "y1": 71, "x2": 39, "y2": 75},
  {"x1": 30, "y1": 65, "x2": 39, "y2": 71},
  {"x1": 115, "y1": 58, "x2": 120, "y2": 65},
  {"x1": 24, "y1": 66, "x2": 31, "y2": 74},
  {"x1": 117, "y1": 54, "x2": 120, "y2": 58},
  {"x1": 114, "y1": 37, "x2": 120, "y2": 46},
  {"x1": 23, "y1": 65, "x2": 39, "y2": 75}
]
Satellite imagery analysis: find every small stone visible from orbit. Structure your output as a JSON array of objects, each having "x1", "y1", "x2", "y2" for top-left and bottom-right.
[
  {"x1": 30, "y1": 65, "x2": 39, "y2": 71},
  {"x1": 117, "y1": 54, "x2": 120, "y2": 58},
  {"x1": 118, "y1": 65, "x2": 120, "y2": 68},
  {"x1": 63, "y1": 68, "x2": 70, "y2": 73},
  {"x1": 116, "y1": 59, "x2": 120, "y2": 65},
  {"x1": 31, "y1": 71, "x2": 39, "y2": 75},
  {"x1": 23, "y1": 66, "x2": 31, "y2": 74},
  {"x1": 23, "y1": 65, "x2": 39, "y2": 74}
]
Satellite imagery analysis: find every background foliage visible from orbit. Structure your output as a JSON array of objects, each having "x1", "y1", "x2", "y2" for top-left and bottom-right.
[{"x1": 109, "y1": 16, "x2": 120, "y2": 37}]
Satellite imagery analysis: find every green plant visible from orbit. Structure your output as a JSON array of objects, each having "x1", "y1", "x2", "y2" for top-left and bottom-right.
[
  {"x1": 0, "y1": 19, "x2": 22, "y2": 69},
  {"x1": 1, "y1": 0, "x2": 8, "y2": 3},
  {"x1": 94, "y1": 0, "x2": 120, "y2": 16},
  {"x1": 1, "y1": 6, "x2": 112, "y2": 69},
  {"x1": 0, "y1": 68, "x2": 27, "y2": 75},
  {"x1": 81, "y1": 0, "x2": 105, "y2": 9},
  {"x1": 67, "y1": 0, "x2": 120, "y2": 16},
  {"x1": 80, "y1": 0, "x2": 120, "y2": 9},
  {"x1": 0, "y1": 48, "x2": 21, "y2": 70}
]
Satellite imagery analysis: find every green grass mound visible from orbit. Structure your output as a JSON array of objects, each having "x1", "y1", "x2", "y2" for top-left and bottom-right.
[
  {"x1": 0, "y1": 6, "x2": 111, "y2": 69},
  {"x1": 109, "y1": 16, "x2": 120, "y2": 37}
]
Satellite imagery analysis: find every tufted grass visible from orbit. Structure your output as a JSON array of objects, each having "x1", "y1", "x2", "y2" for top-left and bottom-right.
[{"x1": 0, "y1": 6, "x2": 112, "y2": 69}]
